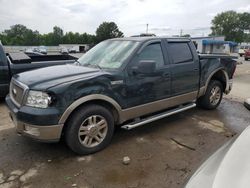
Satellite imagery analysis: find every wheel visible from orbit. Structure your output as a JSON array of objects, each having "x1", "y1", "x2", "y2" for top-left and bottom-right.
[
  {"x1": 245, "y1": 58, "x2": 248, "y2": 61},
  {"x1": 197, "y1": 80, "x2": 223, "y2": 110},
  {"x1": 240, "y1": 54, "x2": 242, "y2": 57},
  {"x1": 65, "y1": 104, "x2": 114, "y2": 155}
]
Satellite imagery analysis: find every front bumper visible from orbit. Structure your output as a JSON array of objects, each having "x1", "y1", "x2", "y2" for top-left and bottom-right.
[{"x1": 6, "y1": 95, "x2": 63, "y2": 142}]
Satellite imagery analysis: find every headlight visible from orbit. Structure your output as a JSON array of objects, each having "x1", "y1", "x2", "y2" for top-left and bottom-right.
[{"x1": 25, "y1": 90, "x2": 52, "y2": 108}]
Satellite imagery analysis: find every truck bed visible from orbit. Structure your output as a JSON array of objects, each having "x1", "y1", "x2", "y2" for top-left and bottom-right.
[
  {"x1": 0, "y1": 44, "x2": 79, "y2": 97},
  {"x1": 7, "y1": 52, "x2": 77, "y2": 64}
]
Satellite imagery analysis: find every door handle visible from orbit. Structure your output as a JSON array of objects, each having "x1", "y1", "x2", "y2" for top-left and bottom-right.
[{"x1": 194, "y1": 68, "x2": 199, "y2": 71}]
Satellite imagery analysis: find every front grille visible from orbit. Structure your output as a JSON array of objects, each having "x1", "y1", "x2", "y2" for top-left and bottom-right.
[{"x1": 10, "y1": 79, "x2": 28, "y2": 107}]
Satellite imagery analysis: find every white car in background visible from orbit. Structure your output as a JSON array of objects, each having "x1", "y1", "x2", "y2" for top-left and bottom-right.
[
  {"x1": 37, "y1": 46, "x2": 47, "y2": 54},
  {"x1": 60, "y1": 47, "x2": 69, "y2": 54},
  {"x1": 238, "y1": 45, "x2": 250, "y2": 57},
  {"x1": 186, "y1": 126, "x2": 250, "y2": 188}
]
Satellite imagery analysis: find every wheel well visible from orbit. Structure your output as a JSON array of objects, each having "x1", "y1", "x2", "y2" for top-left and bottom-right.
[
  {"x1": 62, "y1": 100, "x2": 119, "y2": 135},
  {"x1": 210, "y1": 70, "x2": 226, "y2": 92}
]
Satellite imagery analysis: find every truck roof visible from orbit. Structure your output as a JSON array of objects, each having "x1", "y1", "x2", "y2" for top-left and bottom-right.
[{"x1": 110, "y1": 36, "x2": 191, "y2": 42}]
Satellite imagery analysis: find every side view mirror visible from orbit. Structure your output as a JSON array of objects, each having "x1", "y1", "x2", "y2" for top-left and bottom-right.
[{"x1": 132, "y1": 60, "x2": 156, "y2": 75}]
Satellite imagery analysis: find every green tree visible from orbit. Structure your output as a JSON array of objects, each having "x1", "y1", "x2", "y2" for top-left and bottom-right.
[
  {"x1": 96, "y1": 22, "x2": 124, "y2": 43},
  {"x1": 239, "y1": 12, "x2": 250, "y2": 31},
  {"x1": 0, "y1": 23, "x2": 120, "y2": 46},
  {"x1": 0, "y1": 24, "x2": 41, "y2": 45},
  {"x1": 51, "y1": 26, "x2": 63, "y2": 45},
  {"x1": 211, "y1": 11, "x2": 250, "y2": 42},
  {"x1": 39, "y1": 26, "x2": 64, "y2": 45},
  {"x1": 80, "y1": 33, "x2": 96, "y2": 44}
]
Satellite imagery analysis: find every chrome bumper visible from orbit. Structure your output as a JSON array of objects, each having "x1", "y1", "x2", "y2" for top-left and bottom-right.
[{"x1": 9, "y1": 112, "x2": 63, "y2": 142}]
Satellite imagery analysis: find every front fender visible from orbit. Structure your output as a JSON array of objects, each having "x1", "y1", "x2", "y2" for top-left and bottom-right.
[{"x1": 58, "y1": 94, "x2": 122, "y2": 124}]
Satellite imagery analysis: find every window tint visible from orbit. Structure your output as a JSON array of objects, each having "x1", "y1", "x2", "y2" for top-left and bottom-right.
[
  {"x1": 168, "y1": 43, "x2": 193, "y2": 64},
  {"x1": 136, "y1": 43, "x2": 165, "y2": 68}
]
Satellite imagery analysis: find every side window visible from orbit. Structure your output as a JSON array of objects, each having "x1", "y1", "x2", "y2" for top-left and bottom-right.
[
  {"x1": 168, "y1": 42, "x2": 193, "y2": 64},
  {"x1": 136, "y1": 43, "x2": 165, "y2": 68}
]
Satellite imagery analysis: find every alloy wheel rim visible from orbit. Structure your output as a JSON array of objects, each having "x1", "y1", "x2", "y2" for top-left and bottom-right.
[
  {"x1": 78, "y1": 115, "x2": 108, "y2": 148},
  {"x1": 209, "y1": 86, "x2": 221, "y2": 105}
]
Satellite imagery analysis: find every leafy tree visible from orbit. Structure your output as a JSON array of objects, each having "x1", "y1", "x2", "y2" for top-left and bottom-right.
[
  {"x1": 0, "y1": 22, "x2": 124, "y2": 45},
  {"x1": 96, "y1": 22, "x2": 124, "y2": 42},
  {"x1": 41, "y1": 26, "x2": 64, "y2": 46},
  {"x1": 80, "y1": 33, "x2": 96, "y2": 44},
  {"x1": 0, "y1": 24, "x2": 41, "y2": 45},
  {"x1": 0, "y1": 33, "x2": 7, "y2": 44},
  {"x1": 239, "y1": 12, "x2": 250, "y2": 31},
  {"x1": 52, "y1": 26, "x2": 63, "y2": 45},
  {"x1": 211, "y1": 11, "x2": 250, "y2": 42}
]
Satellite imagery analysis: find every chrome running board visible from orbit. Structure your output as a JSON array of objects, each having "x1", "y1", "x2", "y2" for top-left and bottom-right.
[{"x1": 121, "y1": 103, "x2": 196, "y2": 130}]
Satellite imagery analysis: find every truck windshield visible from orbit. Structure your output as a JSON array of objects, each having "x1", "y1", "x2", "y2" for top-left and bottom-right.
[{"x1": 78, "y1": 40, "x2": 139, "y2": 69}]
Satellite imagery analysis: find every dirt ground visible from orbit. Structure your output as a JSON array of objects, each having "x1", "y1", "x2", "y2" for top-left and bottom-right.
[{"x1": 0, "y1": 57, "x2": 249, "y2": 188}]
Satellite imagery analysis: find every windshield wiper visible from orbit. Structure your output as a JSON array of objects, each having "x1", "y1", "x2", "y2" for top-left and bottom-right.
[
  {"x1": 93, "y1": 64, "x2": 102, "y2": 70},
  {"x1": 74, "y1": 60, "x2": 81, "y2": 66},
  {"x1": 83, "y1": 63, "x2": 102, "y2": 70}
]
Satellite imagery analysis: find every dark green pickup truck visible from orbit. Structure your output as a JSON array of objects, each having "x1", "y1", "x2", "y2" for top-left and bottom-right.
[{"x1": 6, "y1": 37, "x2": 237, "y2": 155}]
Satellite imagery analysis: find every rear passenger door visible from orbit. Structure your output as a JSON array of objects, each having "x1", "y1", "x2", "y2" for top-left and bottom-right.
[{"x1": 165, "y1": 41, "x2": 199, "y2": 96}]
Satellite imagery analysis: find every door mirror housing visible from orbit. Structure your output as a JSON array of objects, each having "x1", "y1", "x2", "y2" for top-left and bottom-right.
[{"x1": 133, "y1": 60, "x2": 156, "y2": 75}]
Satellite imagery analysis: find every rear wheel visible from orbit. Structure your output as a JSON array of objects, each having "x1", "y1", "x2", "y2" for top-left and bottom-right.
[
  {"x1": 197, "y1": 80, "x2": 223, "y2": 110},
  {"x1": 65, "y1": 104, "x2": 114, "y2": 155}
]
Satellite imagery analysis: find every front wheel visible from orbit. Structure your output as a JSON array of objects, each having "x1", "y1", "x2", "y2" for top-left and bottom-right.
[
  {"x1": 197, "y1": 80, "x2": 223, "y2": 110},
  {"x1": 65, "y1": 105, "x2": 114, "y2": 155}
]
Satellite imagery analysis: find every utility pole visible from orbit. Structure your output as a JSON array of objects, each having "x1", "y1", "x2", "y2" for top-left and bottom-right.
[
  {"x1": 180, "y1": 29, "x2": 183, "y2": 37},
  {"x1": 146, "y1": 24, "x2": 148, "y2": 34}
]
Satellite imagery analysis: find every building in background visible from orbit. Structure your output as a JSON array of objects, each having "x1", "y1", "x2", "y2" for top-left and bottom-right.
[
  {"x1": 59, "y1": 44, "x2": 90, "y2": 53},
  {"x1": 3, "y1": 44, "x2": 90, "y2": 53}
]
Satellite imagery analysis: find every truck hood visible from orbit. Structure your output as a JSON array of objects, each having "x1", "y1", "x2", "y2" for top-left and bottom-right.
[
  {"x1": 185, "y1": 126, "x2": 250, "y2": 188},
  {"x1": 13, "y1": 64, "x2": 101, "y2": 90}
]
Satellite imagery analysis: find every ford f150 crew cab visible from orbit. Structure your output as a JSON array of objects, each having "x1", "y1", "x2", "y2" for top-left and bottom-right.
[
  {"x1": 5, "y1": 37, "x2": 237, "y2": 155},
  {"x1": 0, "y1": 44, "x2": 77, "y2": 98}
]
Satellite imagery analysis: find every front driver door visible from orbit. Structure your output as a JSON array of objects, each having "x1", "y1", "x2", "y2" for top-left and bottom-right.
[{"x1": 125, "y1": 40, "x2": 171, "y2": 108}]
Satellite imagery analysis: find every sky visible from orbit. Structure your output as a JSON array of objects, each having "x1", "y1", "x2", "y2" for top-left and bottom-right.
[{"x1": 0, "y1": 0, "x2": 249, "y2": 37}]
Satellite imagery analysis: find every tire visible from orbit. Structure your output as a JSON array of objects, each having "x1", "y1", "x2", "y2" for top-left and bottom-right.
[
  {"x1": 240, "y1": 54, "x2": 242, "y2": 57},
  {"x1": 197, "y1": 80, "x2": 223, "y2": 110},
  {"x1": 65, "y1": 104, "x2": 114, "y2": 155},
  {"x1": 245, "y1": 58, "x2": 248, "y2": 61}
]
